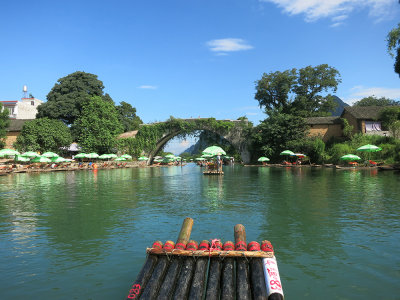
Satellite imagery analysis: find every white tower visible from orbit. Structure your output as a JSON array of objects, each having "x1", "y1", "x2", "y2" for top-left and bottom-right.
[{"x1": 23, "y1": 85, "x2": 28, "y2": 98}]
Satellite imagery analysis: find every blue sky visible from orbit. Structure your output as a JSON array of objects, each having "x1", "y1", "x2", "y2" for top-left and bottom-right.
[{"x1": 1, "y1": 0, "x2": 400, "y2": 153}]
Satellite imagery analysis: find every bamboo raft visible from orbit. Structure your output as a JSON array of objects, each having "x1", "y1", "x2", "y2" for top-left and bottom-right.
[
  {"x1": 203, "y1": 170, "x2": 224, "y2": 175},
  {"x1": 126, "y1": 218, "x2": 284, "y2": 300}
]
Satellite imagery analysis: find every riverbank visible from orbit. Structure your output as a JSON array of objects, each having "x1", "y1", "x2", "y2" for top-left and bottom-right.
[
  {"x1": 0, "y1": 161, "x2": 159, "y2": 176},
  {"x1": 244, "y1": 163, "x2": 400, "y2": 170}
]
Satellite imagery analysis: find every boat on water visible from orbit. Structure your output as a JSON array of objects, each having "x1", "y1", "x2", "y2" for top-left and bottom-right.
[{"x1": 125, "y1": 218, "x2": 284, "y2": 299}]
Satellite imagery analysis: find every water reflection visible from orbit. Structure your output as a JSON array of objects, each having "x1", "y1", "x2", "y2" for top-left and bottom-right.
[{"x1": 0, "y1": 167, "x2": 399, "y2": 299}]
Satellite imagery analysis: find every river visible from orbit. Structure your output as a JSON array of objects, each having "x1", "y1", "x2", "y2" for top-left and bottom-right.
[{"x1": 0, "y1": 165, "x2": 399, "y2": 299}]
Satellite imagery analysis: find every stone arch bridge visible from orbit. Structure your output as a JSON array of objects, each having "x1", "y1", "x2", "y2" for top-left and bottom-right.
[{"x1": 130, "y1": 118, "x2": 251, "y2": 165}]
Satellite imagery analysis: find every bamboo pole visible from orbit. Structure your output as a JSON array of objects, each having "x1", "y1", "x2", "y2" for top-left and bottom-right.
[
  {"x1": 157, "y1": 218, "x2": 195, "y2": 299},
  {"x1": 205, "y1": 257, "x2": 222, "y2": 300},
  {"x1": 220, "y1": 241, "x2": 235, "y2": 300},
  {"x1": 175, "y1": 217, "x2": 194, "y2": 249},
  {"x1": 189, "y1": 240, "x2": 208, "y2": 299},
  {"x1": 261, "y1": 241, "x2": 284, "y2": 300},
  {"x1": 248, "y1": 242, "x2": 268, "y2": 300},
  {"x1": 156, "y1": 256, "x2": 182, "y2": 300},
  {"x1": 125, "y1": 241, "x2": 161, "y2": 300},
  {"x1": 234, "y1": 224, "x2": 251, "y2": 300},
  {"x1": 172, "y1": 255, "x2": 196, "y2": 298}
]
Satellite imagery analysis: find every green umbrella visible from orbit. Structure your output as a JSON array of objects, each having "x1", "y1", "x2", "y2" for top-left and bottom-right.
[
  {"x1": 121, "y1": 154, "x2": 132, "y2": 159},
  {"x1": 108, "y1": 154, "x2": 118, "y2": 158},
  {"x1": 202, "y1": 146, "x2": 226, "y2": 156},
  {"x1": 42, "y1": 152, "x2": 59, "y2": 158},
  {"x1": 356, "y1": 144, "x2": 382, "y2": 152},
  {"x1": 138, "y1": 156, "x2": 148, "y2": 161},
  {"x1": 31, "y1": 156, "x2": 51, "y2": 163},
  {"x1": 0, "y1": 149, "x2": 20, "y2": 157},
  {"x1": 175, "y1": 156, "x2": 182, "y2": 160},
  {"x1": 98, "y1": 154, "x2": 112, "y2": 159},
  {"x1": 51, "y1": 157, "x2": 66, "y2": 163},
  {"x1": 280, "y1": 150, "x2": 295, "y2": 156},
  {"x1": 21, "y1": 151, "x2": 40, "y2": 158},
  {"x1": 85, "y1": 153, "x2": 99, "y2": 159},
  {"x1": 258, "y1": 157, "x2": 270, "y2": 162},
  {"x1": 340, "y1": 154, "x2": 361, "y2": 161},
  {"x1": 165, "y1": 154, "x2": 175, "y2": 158},
  {"x1": 14, "y1": 155, "x2": 30, "y2": 162},
  {"x1": 74, "y1": 153, "x2": 87, "y2": 158},
  {"x1": 201, "y1": 154, "x2": 213, "y2": 158},
  {"x1": 115, "y1": 157, "x2": 127, "y2": 161},
  {"x1": 195, "y1": 157, "x2": 206, "y2": 161}
]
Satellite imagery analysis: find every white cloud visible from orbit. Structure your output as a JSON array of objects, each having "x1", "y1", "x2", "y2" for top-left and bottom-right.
[
  {"x1": 138, "y1": 85, "x2": 157, "y2": 89},
  {"x1": 260, "y1": 0, "x2": 395, "y2": 23},
  {"x1": 344, "y1": 85, "x2": 400, "y2": 104},
  {"x1": 207, "y1": 38, "x2": 253, "y2": 54}
]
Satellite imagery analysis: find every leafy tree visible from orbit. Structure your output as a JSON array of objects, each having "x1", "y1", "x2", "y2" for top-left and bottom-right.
[
  {"x1": 116, "y1": 101, "x2": 143, "y2": 132},
  {"x1": 341, "y1": 118, "x2": 354, "y2": 139},
  {"x1": 72, "y1": 96, "x2": 123, "y2": 153},
  {"x1": 291, "y1": 64, "x2": 341, "y2": 116},
  {"x1": 251, "y1": 110, "x2": 309, "y2": 161},
  {"x1": 37, "y1": 71, "x2": 111, "y2": 125},
  {"x1": 0, "y1": 103, "x2": 10, "y2": 149},
  {"x1": 389, "y1": 121, "x2": 400, "y2": 139},
  {"x1": 387, "y1": 23, "x2": 400, "y2": 77},
  {"x1": 255, "y1": 69, "x2": 297, "y2": 113},
  {"x1": 14, "y1": 118, "x2": 72, "y2": 152},
  {"x1": 379, "y1": 106, "x2": 400, "y2": 128},
  {"x1": 353, "y1": 96, "x2": 399, "y2": 107},
  {"x1": 255, "y1": 64, "x2": 341, "y2": 116}
]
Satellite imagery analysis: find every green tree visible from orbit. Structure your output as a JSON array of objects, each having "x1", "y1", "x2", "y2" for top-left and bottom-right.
[
  {"x1": 255, "y1": 65, "x2": 341, "y2": 116},
  {"x1": 37, "y1": 71, "x2": 112, "y2": 125},
  {"x1": 387, "y1": 23, "x2": 400, "y2": 77},
  {"x1": 116, "y1": 101, "x2": 143, "y2": 132},
  {"x1": 291, "y1": 64, "x2": 341, "y2": 116},
  {"x1": 72, "y1": 96, "x2": 123, "y2": 153},
  {"x1": 0, "y1": 103, "x2": 10, "y2": 149},
  {"x1": 353, "y1": 96, "x2": 399, "y2": 107},
  {"x1": 255, "y1": 69, "x2": 297, "y2": 113},
  {"x1": 389, "y1": 121, "x2": 400, "y2": 139},
  {"x1": 14, "y1": 118, "x2": 72, "y2": 152},
  {"x1": 251, "y1": 110, "x2": 309, "y2": 161},
  {"x1": 379, "y1": 106, "x2": 400, "y2": 128}
]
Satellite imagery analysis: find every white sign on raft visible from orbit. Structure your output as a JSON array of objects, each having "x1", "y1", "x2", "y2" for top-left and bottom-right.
[{"x1": 263, "y1": 256, "x2": 284, "y2": 297}]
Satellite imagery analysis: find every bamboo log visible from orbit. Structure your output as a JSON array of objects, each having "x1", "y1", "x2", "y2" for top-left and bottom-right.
[
  {"x1": 125, "y1": 241, "x2": 162, "y2": 300},
  {"x1": 188, "y1": 240, "x2": 209, "y2": 298},
  {"x1": 248, "y1": 242, "x2": 268, "y2": 300},
  {"x1": 151, "y1": 218, "x2": 195, "y2": 300},
  {"x1": 157, "y1": 257, "x2": 182, "y2": 300},
  {"x1": 220, "y1": 241, "x2": 235, "y2": 300},
  {"x1": 236, "y1": 258, "x2": 251, "y2": 300},
  {"x1": 261, "y1": 241, "x2": 284, "y2": 300},
  {"x1": 139, "y1": 241, "x2": 174, "y2": 299},
  {"x1": 139, "y1": 256, "x2": 170, "y2": 299},
  {"x1": 172, "y1": 256, "x2": 196, "y2": 299},
  {"x1": 234, "y1": 224, "x2": 251, "y2": 300},
  {"x1": 175, "y1": 217, "x2": 194, "y2": 249},
  {"x1": 189, "y1": 256, "x2": 208, "y2": 298},
  {"x1": 205, "y1": 257, "x2": 221, "y2": 300}
]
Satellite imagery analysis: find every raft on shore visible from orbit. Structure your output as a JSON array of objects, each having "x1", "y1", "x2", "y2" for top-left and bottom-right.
[{"x1": 126, "y1": 218, "x2": 284, "y2": 300}]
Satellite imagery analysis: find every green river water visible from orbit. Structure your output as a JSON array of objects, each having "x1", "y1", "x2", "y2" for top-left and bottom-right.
[{"x1": 0, "y1": 165, "x2": 399, "y2": 299}]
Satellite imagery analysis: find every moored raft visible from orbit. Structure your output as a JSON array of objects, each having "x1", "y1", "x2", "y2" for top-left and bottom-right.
[{"x1": 126, "y1": 218, "x2": 284, "y2": 300}]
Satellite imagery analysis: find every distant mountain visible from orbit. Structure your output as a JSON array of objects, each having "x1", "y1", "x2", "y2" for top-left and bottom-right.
[
  {"x1": 180, "y1": 131, "x2": 231, "y2": 155},
  {"x1": 331, "y1": 95, "x2": 349, "y2": 116}
]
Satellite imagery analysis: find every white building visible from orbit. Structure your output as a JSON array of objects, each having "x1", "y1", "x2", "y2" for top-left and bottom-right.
[{"x1": 0, "y1": 97, "x2": 43, "y2": 119}]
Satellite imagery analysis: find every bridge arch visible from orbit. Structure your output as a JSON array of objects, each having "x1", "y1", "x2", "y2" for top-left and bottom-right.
[{"x1": 139, "y1": 118, "x2": 251, "y2": 165}]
